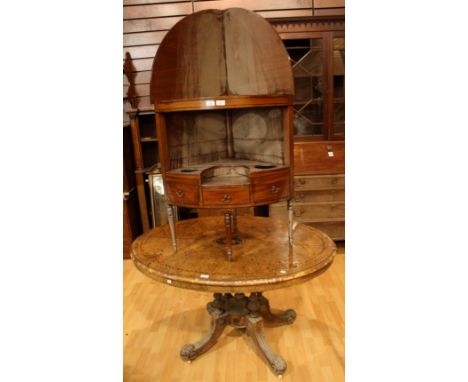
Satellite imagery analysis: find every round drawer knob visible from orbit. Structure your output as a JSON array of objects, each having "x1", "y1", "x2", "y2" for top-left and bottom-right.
[{"x1": 221, "y1": 194, "x2": 232, "y2": 203}]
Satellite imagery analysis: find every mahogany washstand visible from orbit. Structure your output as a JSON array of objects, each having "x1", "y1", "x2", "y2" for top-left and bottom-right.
[{"x1": 150, "y1": 8, "x2": 295, "y2": 258}]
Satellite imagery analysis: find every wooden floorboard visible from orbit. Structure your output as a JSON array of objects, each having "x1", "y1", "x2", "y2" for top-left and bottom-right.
[{"x1": 124, "y1": 245, "x2": 344, "y2": 381}]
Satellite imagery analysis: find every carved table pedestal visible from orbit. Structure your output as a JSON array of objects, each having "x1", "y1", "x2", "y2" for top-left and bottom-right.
[{"x1": 131, "y1": 216, "x2": 335, "y2": 377}]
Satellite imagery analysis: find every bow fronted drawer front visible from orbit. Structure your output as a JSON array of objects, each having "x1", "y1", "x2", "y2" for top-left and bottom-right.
[
  {"x1": 251, "y1": 168, "x2": 290, "y2": 204},
  {"x1": 165, "y1": 179, "x2": 200, "y2": 207},
  {"x1": 202, "y1": 185, "x2": 250, "y2": 207}
]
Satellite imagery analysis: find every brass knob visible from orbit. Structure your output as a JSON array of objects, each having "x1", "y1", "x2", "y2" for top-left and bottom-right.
[
  {"x1": 271, "y1": 185, "x2": 279, "y2": 193},
  {"x1": 221, "y1": 194, "x2": 232, "y2": 203},
  {"x1": 176, "y1": 190, "x2": 185, "y2": 198}
]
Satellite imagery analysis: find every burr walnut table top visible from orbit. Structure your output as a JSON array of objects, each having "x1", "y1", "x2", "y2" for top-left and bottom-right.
[{"x1": 131, "y1": 216, "x2": 336, "y2": 293}]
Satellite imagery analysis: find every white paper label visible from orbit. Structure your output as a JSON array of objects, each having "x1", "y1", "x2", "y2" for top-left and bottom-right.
[
  {"x1": 205, "y1": 100, "x2": 215, "y2": 107},
  {"x1": 328, "y1": 151, "x2": 334, "y2": 157},
  {"x1": 200, "y1": 274, "x2": 210, "y2": 279},
  {"x1": 166, "y1": 279, "x2": 172, "y2": 284},
  {"x1": 215, "y1": 100, "x2": 226, "y2": 106}
]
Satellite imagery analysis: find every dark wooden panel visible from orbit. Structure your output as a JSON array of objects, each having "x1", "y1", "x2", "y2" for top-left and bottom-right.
[
  {"x1": 151, "y1": 10, "x2": 226, "y2": 102},
  {"x1": 194, "y1": 0, "x2": 312, "y2": 12},
  {"x1": 294, "y1": 141, "x2": 344, "y2": 175},
  {"x1": 124, "y1": 31, "x2": 167, "y2": 47},
  {"x1": 224, "y1": 8, "x2": 294, "y2": 97},
  {"x1": 124, "y1": 2, "x2": 192, "y2": 19},
  {"x1": 124, "y1": 16, "x2": 184, "y2": 33}
]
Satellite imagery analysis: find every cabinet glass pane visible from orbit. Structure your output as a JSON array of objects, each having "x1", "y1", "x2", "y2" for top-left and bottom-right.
[
  {"x1": 333, "y1": 37, "x2": 345, "y2": 136},
  {"x1": 294, "y1": 103, "x2": 323, "y2": 136},
  {"x1": 286, "y1": 38, "x2": 324, "y2": 137}
]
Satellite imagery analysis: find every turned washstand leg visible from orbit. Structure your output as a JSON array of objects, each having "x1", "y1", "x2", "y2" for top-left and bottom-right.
[
  {"x1": 180, "y1": 307, "x2": 227, "y2": 362},
  {"x1": 287, "y1": 199, "x2": 293, "y2": 246},
  {"x1": 167, "y1": 204, "x2": 177, "y2": 251},
  {"x1": 232, "y1": 208, "x2": 238, "y2": 238},
  {"x1": 224, "y1": 210, "x2": 233, "y2": 261},
  {"x1": 250, "y1": 293, "x2": 296, "y2": 325},
  {"x1": 246, "y1": 314, "x2": 287, "y2": 377}
]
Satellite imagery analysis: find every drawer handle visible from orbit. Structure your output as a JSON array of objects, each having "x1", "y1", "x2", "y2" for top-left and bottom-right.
[
  {"x1": 271, "y1": 185, "x2": 279, "y2": 194},
  {"x1": 298, "y1": 179, "x2": 306, "y2": 185},
  {"x1": 221, "y1": 194, "x2": 232, "y2": 203},
  {"x1": 176, "y1": 190, "x2": 185, "y2": 198}
]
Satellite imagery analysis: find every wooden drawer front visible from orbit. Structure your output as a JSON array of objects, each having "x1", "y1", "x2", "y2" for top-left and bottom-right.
[
  {"x1": 294, "y1": 189, "x2": 344, "y2": 203},
  {"x1": 202, "y1": 185, "x2": 250, "y2": 206},
  {"x1": 165, "y1": 180, "x2": 200, "y2": 206},
  {"x1": 293, "y1": 202, "x2": 344, "y2": 220},
  {"x1": 252, "y1": 169, "x2": 290, "y2": 204},
  {"x1": 295, "y1": 175, "x2": 344, "y2": 191},
  {"x1": 294, "y1": 141, "x2": 344, "y2": 175},
  {"x1": 304, "y1": 221, "x2": 345, "y2": 241}
]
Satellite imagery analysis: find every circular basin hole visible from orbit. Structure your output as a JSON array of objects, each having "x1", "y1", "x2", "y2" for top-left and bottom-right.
[
  {"x1": 254, "y1": 164, "x2": 276, "y2": 169},
  {"x1": 180, "y1": 168, "x2": 197, "y2": 173}
]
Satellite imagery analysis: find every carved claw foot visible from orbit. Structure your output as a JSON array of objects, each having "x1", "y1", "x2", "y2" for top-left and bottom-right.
[
  {"x1": 250, "y1": 293, "x2": 297, "y2": 325},
  {"x1": 180, "y1": 344, "x2": 196, "y2": 362},
  {"x1": 179, "y1": 309, "x2": 226, "y2": 362},
  {"x1": 246, "y1": 314, "x2": 287, "y2": 376}
]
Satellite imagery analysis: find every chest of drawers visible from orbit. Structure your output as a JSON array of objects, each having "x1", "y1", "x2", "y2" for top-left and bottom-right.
[{"x1": 269, "y1": 174, "x2": 345, "y2": 241}]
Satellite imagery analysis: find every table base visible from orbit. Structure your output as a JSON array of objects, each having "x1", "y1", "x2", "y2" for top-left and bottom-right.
[{"x1": 180, "y1": 292, "x2": 296, "y2": 377}]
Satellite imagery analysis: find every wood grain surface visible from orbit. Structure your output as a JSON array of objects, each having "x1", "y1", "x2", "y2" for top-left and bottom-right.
[
  {"x1": 150, "y1": 8, "x2": 294, "y2": 103},
  {"x1": 131, "y1": 216, "x2": 335, "y2": 293},
  {"x1": 124, "y1": 248, "x2": 344, "y2": 381}
]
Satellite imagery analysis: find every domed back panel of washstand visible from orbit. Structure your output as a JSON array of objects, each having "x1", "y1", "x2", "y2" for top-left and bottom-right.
[{"x1": 150, "y1": 8, "x2": 294, "y2": 103}]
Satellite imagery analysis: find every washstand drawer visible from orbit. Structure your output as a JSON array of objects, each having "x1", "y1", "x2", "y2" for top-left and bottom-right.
[
  {"x1": 295, "y1": 175, "x2": 345, "y2": 191},
  {"x1": 165, "y1": 180, "x2": 200, "y2": 206},
  {"x1": 252, "y1": 170, "x2": 290, "y2": 204},
  {"x1": 202, "y1": 185, "x2": 250, "y2": 206}
]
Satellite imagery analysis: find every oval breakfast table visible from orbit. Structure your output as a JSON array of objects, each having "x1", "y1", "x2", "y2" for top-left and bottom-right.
[{"x1": 131, "y1": 215, "x2": 336, "y2": 377}]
